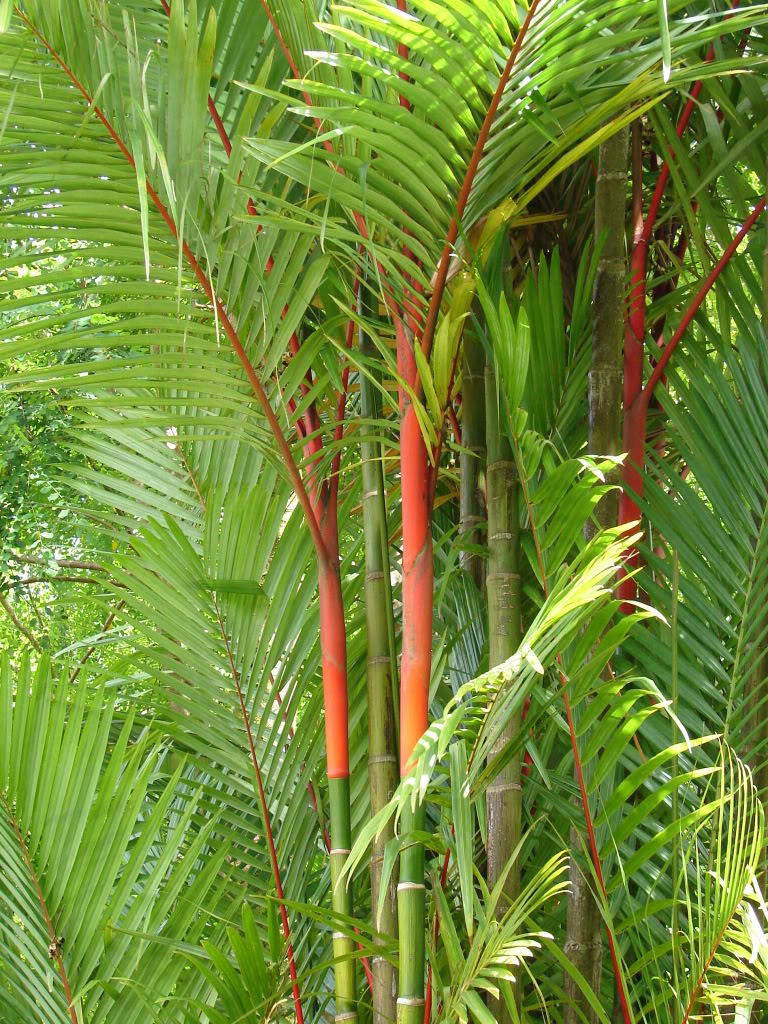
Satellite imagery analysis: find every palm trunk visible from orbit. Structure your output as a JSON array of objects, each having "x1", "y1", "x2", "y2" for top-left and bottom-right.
[
  {"x1": 396, "y1": 316, "x2": 433, "y2": 1024},
  {"x1": 564, "y1": 126, "x2": 628, "y2": 1024},
  {"x1": 460, "y1": 332, "x2": 487, "y2": 590},
  {"x1": 484, "y1": 359, "x2": 522, "y2": 1019},
  {"x1": 360, "y1": 285, "x2": 399, "y2": 1024},
  {"x1": 319, "y1": 534, "x2": 358, "y2": 1023}
]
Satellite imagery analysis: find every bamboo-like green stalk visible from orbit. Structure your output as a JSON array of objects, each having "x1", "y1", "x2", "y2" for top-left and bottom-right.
[
  {"x1": 484, "y1": 358, "x2": 522, "y2": 1020},
  {"x1": 564, "y1": 125, "x2": 628, "y2": 1024},
  {"x1": 360, "y1": 283, "x2": 399, "y2": 1024},
  {"x1": 318, "y1": 535, "x2": 358, "y2": 1022},
  {"x1": 460, "y1": 331, "x2": 487, "y2": 591},
  {"x1": 329, "y1": 773, "x2": 357, "y2": 1021},
  {"x1": 397, "y1": 802, "x2": 426, "y2": 1024}
]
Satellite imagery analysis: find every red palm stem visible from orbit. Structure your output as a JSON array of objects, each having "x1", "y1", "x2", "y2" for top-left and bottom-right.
[
  {"x1": 1, "y1": 791, "x2": 77, "y2": 1024},
  {"x1": 19, "y1": 12, "x2": 329, "y2": 567},
  {"x1": 510, "y1": 430, "x2": 633, "y2": 1024},
  {"x1": 419, "y1": 0, "x2": 542, "y2": 362}
]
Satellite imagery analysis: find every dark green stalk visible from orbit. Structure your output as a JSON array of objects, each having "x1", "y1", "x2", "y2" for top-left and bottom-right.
[
  {"x1": 329, "y1": 775, "x2": 357, "y2": 1021},
  {"x1": 460, "y1": 331, "x2": 487, "y2": 591},
  {"x1": 564, "y1": 125, "x2": 628, "y2": 1024},
  {"x1": 484, "y1": 359, "x2": 522, "y2": 1019},
  {"x1": 397, "y1": 802, "x2": 426, "y2": 1024},
  {"x1": 360, "y1": 283, "x2": 399, "y2": 1024}
]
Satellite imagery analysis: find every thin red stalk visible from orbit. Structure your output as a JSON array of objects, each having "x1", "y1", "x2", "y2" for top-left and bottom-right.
[
  {"x1": 447, "y1": 405, "x2": 461, "y2": 446},
  {"x1": 623, "y1": 1, "x2": 745, "y2": 412},
  {"x1": 642, "y1": 71, "x2": 710, "y2": 244},
  {"x1": 287, "y1": 394, "x2": 307, "y2": 440},
  {"x1": 623, "y1": 3, "x2": 739, "y2": 422},
  {"x1": 619, "y1": 8, "x2": 746, "y2": 606},
  {"x1": 619, "y1": 199, "x2": 764, "y2": 604},
  {"x1": 225, "y1": 0, "x2": 358, "y2": 814},
  {"x1": 681, "y1": 913, "x2": 737, "y2": 1024},
  {"x1": 419, "y1": 0, "x2": 541, "y2": 361},
  {"x1": 160, "y1": 0, "x2": 237, "y2": 167},
  {"x1": 647, "y1": 21, "x2": 745, "y2": 348},
  {"x1": 0, "y1": 790, "x2": 77, "y2": 1024},
  {"x1": 645, "y1": 199, "x2": 765, "y2": 397},
  {"x1": 257, "y1": 0, "x2": 302, "y2": 80},
  {"x1": 158, "y1": 0, "x2": 325, "y2": 511},
  {"x1": 642, "y1": 23, "x2": 748, "y2": 346},
  {"x1": 174, "y1": 447, "x2": 306, "y2": 1019},
  {"x1": 18, "y1": 12, "x2": 330, "y2": 568},
  {"x1": 509, "y1": 430, "x2": 632, "y2": 1024},
  {"x1": 260, "y1": 0, "x2": 411, "y2": 353},
  {"x1": 214, "y1": 597, "x2": 306, "y2": 1024},
  {"x1": 640, "y1": 0, "x2": 745, "y2": 250}
]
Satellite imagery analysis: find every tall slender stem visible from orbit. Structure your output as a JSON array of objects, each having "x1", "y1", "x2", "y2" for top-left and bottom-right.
[
  {"x1": 565, "y1": 126, "x2": 628, "y2": 1024},
  {"x1": 618, "y1": 6, "x2": 744, "y2": 604},
  {"x1": 319, "y1": 519, "x2": 358, "y2": 1021},
  {"x1": 360, "y1": 278, "x2": 400, "y2": 1024},
  {"x1": 396, "y1": 313, "x2": 433, "y2": 1024},
  {"x1": 484, "y1": 358, "x2": 522, "y2": 1019}
]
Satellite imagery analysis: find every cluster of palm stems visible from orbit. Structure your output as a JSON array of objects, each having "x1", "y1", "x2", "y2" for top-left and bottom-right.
[{"x1": 1, "y1": 2, "x2": 768, "y2": 1023}]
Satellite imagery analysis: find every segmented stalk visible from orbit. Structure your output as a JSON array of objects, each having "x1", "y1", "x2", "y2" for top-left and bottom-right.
[
  {"x1": 329, "y1": 775, "x2": 357, "y2": 1021},
  {"x1": 320, "y1": 556, "x2": 357, "y2": 1022},
  {"x1": 397, "y1": 803, "x2": 426, "y2": 1024},
  {"x1": 360, "y1": 283, "x2": 399, "y2": 1024},
  {"x1": 484, "y1": 360, "x2": 522, "y2": 1020},
  {"x1": 565, "y1": 126, "x2": 628, "y2": 1024}
]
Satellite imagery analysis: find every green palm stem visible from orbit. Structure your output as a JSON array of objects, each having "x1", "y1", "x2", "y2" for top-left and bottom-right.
[
  {"x1": 396, "y1": 316, "x2": 433, "y2": 1024},
  {"x1": 564, "y1": 126, "x2": 628, "y2": 1024},
  {"x1": 359, "y1": 285, "x2": 399, "y2": 1024},
  {"x1": 484, "y1": 358, "x2": 522, "y2": 1020},
  {"x1": 397, "y1": 802, "x2": 426, "y2": 1024},
  {"x1": 460, "y1": 331, "x2": 487, "y2": 591},
  {"x1": 320, "y1": 544, "x2": 358, "y2": 1023}
]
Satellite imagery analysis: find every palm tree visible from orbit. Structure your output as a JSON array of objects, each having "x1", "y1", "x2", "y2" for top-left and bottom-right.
[{"x1": 1, "y1": 1, "x2": 768, "y2": 1022}]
